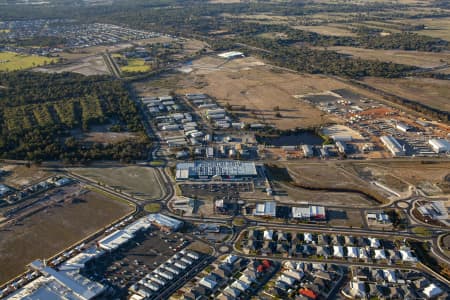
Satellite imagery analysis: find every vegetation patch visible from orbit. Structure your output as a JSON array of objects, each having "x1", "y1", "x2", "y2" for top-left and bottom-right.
[
  {"x1": 0, "y1": 51, "x2": 55, "y2": 71},
  {"x1": 0, "y1": 71, "x2": 150, "y2": 162}
]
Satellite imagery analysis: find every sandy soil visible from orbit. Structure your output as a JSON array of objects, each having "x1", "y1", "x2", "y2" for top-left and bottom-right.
[
  {"x1": 0, "y1": 165, "x2": 50, "y2": 189},
  {"x1": 176, "y1": 56, "x2": 355, "y2": 129}
]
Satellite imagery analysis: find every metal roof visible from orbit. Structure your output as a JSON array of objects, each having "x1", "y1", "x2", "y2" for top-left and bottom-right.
[{"x1": 176, "y1": 160, "x2": 257, "y2": 179}]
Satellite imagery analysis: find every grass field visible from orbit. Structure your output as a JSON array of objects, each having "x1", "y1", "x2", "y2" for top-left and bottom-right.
[
  {"x1": 121, "y1": 58, "x2": 151, "y2": 73},
  {"x1": 391, "y1": 17, "x2": 450, "y2": 41},
  {"x1": 0, "y1": 51, "x2": 55, "y2": 71},
  {"x1": 322, "y1": 46, "x2": 450, "y2": 68},
  {"x1": 113, "y1": 53, "x2": 151, "y2": 73},
  {"x1": 71, "y1": 166, "x2": 163, "y2": 200},
  {"x1": 0, "y1": 189, "x2": 132, "y2": 284},
  {"x1": 363, "y1": 77, "x2": 450, "y2": 112},
  {"x1": 144, "y1": 203, "x2": 161, "y2": 213}
]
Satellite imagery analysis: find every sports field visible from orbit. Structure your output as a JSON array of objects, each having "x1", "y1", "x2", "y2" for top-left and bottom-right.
[{"x1": 0, "y1": 51, "x2": 55, "y2": 71}]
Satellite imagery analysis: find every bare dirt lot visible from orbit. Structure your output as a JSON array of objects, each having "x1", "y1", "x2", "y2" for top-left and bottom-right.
[
  {"x1": 268, "y1": 163, "x2": 385, "y2": 207},
  {"x1": 0, "y1": 189, "x2": 132, "y2": 284},
  {"x1": 176, "y1": 56, "x2": 360, "y2": 129},
  {"x1": 342, "y1": 160, "x2": 450, "y2": 196},
  {"x1": 363, "y1": 77, "x2": 450, "y2": 112},
  {"x1": 35, "y1": 55, "x2": 111, "y2": 76},
  {"x1": 0, "y1": 164, "x2": 50, "y2": 189},
  {"x1": 71, "y1": 166, "x2": 164, "y2": 200},
  {"x1": 72, "y1": 125, "x2": 138, "y2": 144}
]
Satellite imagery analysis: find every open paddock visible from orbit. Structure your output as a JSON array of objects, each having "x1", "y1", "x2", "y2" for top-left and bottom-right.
[
  {"x1": 71, "y1": 166, "x2": 164, "y2": 201},
  {"x1": 0, "y1": 188, "x2": 133, "y2": 284},
  {"x1": 0, "y1": 51, "x2": 55, "y2": 71},
  {"x1": 363, "y1": 77, "x2": 450, "y2": 113},
  {"x1": 0, "y1": 164, "x2": 50, "y2": 189},
  {"x1": 322, "y1": 47, "x2": 450, "y2": 68}
]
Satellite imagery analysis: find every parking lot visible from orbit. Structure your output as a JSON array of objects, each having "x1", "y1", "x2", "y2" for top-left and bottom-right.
[
  {"x1": 83, "y1": 230, "x2": 192, "y2": 298},
  {"x1": 179, "y1": 182, "x2": 253, "y2": 199}
]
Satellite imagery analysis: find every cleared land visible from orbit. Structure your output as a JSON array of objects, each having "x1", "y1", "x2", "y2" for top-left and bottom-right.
[
  {"x1": 292, "y1": 25, "x2": 356, "y2": 37},
  {"x1": 0, "y1": 189, "x2": 132, "y2": 284},
  {"x1": 0, "y1": 164, "x2": 50, "y2": 189},
  {"x1": 71, "y1": 125, "x2": 138, "y2": 144},
  {"x1": 71, "y1": 166, "x2": 163, "y2": 200},
  {"x1": 342, "y1": 161, "x2": 450, "y2": 188},
  {"x1": 0, "y1": 51, "x2": 55, "y2": 71},
  {"x1": 176, "y1": 56, "x2": 355, "y2": 129},
  {"x1": 363, "y1": 77, "x2": 450, "y2": 112},
  {"x1": 322, "y1": 47, "x2": 450, "y2": 68},
  {"x1": 35, "y1": 55, "x2": 110, "y2": 76},
  {"x1": 269, "y1": 163, "x2": 385, "y2": 207},
  {"x1": 391, "y1": 17, "x2": 450, "y2": 41}
]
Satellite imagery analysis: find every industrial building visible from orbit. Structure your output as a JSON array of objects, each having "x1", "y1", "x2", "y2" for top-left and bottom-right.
[
  {"x1": 175, "y1": 160, "x2": 258, "y2": 181},
  {"x1": 302, "y1": 145, "x2": 314, "y2": 158},
  {"x1": 253, "y1": 201, "x2": 277, "y2": 217},
  {"x1": 396, "y1": 122, "x2": 411, "y2": 133},
  {"x1": 335, "y1": 141, "x2": 347, "y2": 154},
  {"x1": 291, "y1": 206, "x2": 326, "y2": 221},
  {"x1": 429, "y1": 139, "x2": 450, "y2": 153},
  {"x1": 380, "y1": 136, "x2": 405, "y2": 156},
  {"x1": 218, "y1": 51, "x2": 244, "y2": 59}
]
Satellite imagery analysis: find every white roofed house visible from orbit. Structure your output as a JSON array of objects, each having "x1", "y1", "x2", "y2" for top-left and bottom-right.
[
  {"x1": 374, "y1": 249, "x2": 387, "y2": 260},
  {"x1": 263, "y1": 229, "x2": 274, "y2": 240},
  {"x1": 199, "y1": 276, "x2": 217, "y2": 290},
  {"x1": 422, "y1": 283, "x2": 443, "y2": 298},
  {"x1": 383, "y1": 269, "x2": 396, "y2": 283},
  {"x1": 399, "y1": 249, "x2": 417, "y2": 262},
  {"x1": 368, "y1": 237, "x2": 381, "y2": 248},
  {"x1": 333, "y1": 246, "x2": 344, "y2": 258},
  {"x1": 304, "y1": 232, "x2": 313, "y2": 243},
  {"x1": 347, "y1": 246, "x2": 359, "y2": 259}
]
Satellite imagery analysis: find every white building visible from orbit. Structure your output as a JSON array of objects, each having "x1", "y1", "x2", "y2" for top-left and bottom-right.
[
  {"x1": 429, "y1": 139, "x2": 450, "y2": 153},
  {"x1": 218, "y1": 51, "x2": 244, "y2": 59},
  {"x1": 380, "y1": 135, "x2": 405, "y2": 156}
]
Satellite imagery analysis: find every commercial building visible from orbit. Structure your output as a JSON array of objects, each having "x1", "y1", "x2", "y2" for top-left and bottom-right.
[
  {"x1": 380, "y1": 135, "x2": 405, "y2": 156},
  {"x1": 7, "y1": 250, "x2": 106, "y2": 300},
  {"x1": 254, "y1": 201, "x2": 277, "y2": 217},
  {"x1": 175, "y1": 160, "x2": 258, "y2": 181},
  {"x1": 147, "y1": 213, "x2": 183, "y2": 232},
  {"x1": 292, "y1": 206, "x2": 326, "y2": 221},
  {"x1": 429, "y1": 139, "x2": 450, "y2": 153}
]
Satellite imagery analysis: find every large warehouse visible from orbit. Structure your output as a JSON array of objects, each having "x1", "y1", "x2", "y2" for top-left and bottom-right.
[{"x1": 176, "y1": 160, "x2": 258, "y2": 181}]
